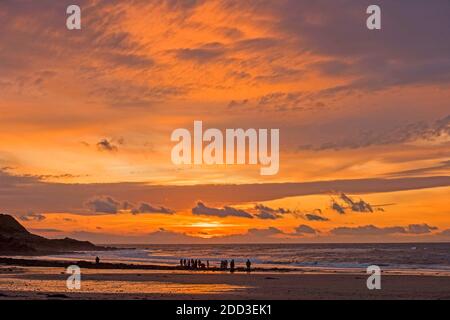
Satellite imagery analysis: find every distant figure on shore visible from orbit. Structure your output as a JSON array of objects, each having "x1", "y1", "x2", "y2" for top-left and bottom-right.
[
  {"x1": 95, "y1": 256, "x2": 100, "y2": 264},
  {"x1": 220, "y1": 260, "x2": 228, "y2": 270},
  {"x1": 180, "y1": 259, "x2": 183, "y2": 267},
  {"x1": 207, "y1": 260, "x2": 210, "y2": 269},
  {"x1": 246, "y1": 259, "x2": 251, "y2": 273},
  {"x1": 230, "y1": 259, "x2": 235, "y2": 273}
]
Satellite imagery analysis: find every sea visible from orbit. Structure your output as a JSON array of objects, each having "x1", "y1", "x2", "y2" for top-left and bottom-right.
[{"x1": 36, "y1": 242, "x2": 450, "y2": 272}]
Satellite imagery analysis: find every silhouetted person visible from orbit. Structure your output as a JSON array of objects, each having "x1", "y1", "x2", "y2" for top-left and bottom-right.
[
  {"x1": 188, "y1": 260, "x2": 191, "y2": 268},
  {"x1": 246, "y1": 259, "x2": 251, "y2": 273},
  {"x1": 180, "y1": 259, "x2": 183, "y2": 267},
  {"x1": 95, "y1": 256, "x2": 100, "y2": 264},
  {"x1": 207, "y1": 260, "x2": 210, "y2": 269},
  {"x1": 230, "y1": 259, "x2": 235, "y2": 273}
]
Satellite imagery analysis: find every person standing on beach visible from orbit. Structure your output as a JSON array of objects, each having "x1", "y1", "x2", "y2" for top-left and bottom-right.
[
  {"x1": 230, "y1": 259, "x2": 235, "y2": 273},
  {"x1": 246, "y1": 259, "x2": 251, "y2": 273},
  {"x1": 95, "y1": 256, "x2": 100, "y2": 264}
]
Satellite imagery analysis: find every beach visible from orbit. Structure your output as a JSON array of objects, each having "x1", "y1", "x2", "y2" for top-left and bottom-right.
[
  {"x1": 2, "y1": 242, "x2": 450, "y2": 299},
  {"x1": 1, "y1": 263, "x2": 450, "y2": 300}
]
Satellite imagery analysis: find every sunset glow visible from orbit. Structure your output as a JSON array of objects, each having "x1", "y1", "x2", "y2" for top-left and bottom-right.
[{"x1": 1, "y1": 0, "x2": 449, "y2": 244}]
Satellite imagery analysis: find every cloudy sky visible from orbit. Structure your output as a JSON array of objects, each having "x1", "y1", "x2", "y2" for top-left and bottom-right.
[{"x1": 0, "y1": 0, "x2": 449, "y2": 243}]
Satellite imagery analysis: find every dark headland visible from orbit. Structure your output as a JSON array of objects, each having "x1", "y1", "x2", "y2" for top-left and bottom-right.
[{"x1": 0, "y1": 213, "x2": 114, "y2": 255}]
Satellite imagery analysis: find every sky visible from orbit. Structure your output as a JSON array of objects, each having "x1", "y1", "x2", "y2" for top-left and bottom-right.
[{"x1": 0, "y1": 0, "x2": 449, "y2": 244}]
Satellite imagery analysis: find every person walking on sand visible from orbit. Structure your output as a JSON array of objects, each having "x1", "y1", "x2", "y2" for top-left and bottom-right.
[
  {"x1": 246, "y1": 259, "x2": 251, "y2": 273},
  {"x1": 95, "y1": 256, "x2": 100, "y2": 264},
  {"x1": 230, "y1": 259, "x2": 235, "y2": 273}
]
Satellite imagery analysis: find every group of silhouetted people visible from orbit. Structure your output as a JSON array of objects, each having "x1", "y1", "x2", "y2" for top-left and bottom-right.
[
  {"x1": 180, "y1": 258, "x2": 208, "y2": 270},
  {"x1": 93, "y1": 256, "x2": 252, "y2": 273},
  {"x1": 221, "y1": 259, "x2": 252, "y2": 272},
  {"x1": 180, "y1": 258, "x2": 252, "y2": 273}
]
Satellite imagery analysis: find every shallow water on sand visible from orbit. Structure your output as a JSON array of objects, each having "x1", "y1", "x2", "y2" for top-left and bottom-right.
[{"x1": 0, "y1": 267, "x2": 248, "y2": 296}]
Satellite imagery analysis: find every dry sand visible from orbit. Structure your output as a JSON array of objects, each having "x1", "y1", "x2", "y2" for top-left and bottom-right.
[{"x1": 1, "y1": 266, "x2": 450, "y2": 300}]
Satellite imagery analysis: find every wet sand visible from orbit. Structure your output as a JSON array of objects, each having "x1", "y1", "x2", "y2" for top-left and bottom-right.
[{"x1": 1, "y1": 265, "x2": 450, "y2": 300}]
